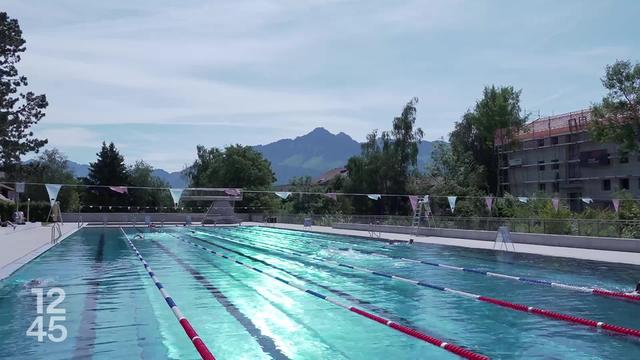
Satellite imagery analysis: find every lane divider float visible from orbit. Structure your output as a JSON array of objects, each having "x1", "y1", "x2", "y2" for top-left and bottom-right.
[
  {"x1": 166, "y1": 232, "x2": 489, "y2": 360},
  {"x1": 120, "y1": 228, "x2": 216, "y2": 360},
  {"x1": 197, "y1": 230, "x2": 640, "y2": 339},
  {"x1": 225, "y1": 227, "x2": 640, "y2": 303}
]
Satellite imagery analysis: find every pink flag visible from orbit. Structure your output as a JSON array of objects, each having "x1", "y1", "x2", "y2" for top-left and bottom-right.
[
  {"x1": 323, "y1": 193, "x2": 337, "y2": 201},
  {"x1": 551, "y1": 197, "x2": 560, "y2": 212},
  {"x1": 109, "y1": 186, "x2": 128, "y2": 194},
  {"x1": 485, "y1": 196, "x2": 494, "y2": 210},
  {"x1": 612, "y1": 199, "x2": 620, "y2": 213},
  {"x1": 225, "y1": 188, "x2": 241, "y2": 196},
  {"x1": 409, "y1": 195, "x2": 418, "y2": 212}
]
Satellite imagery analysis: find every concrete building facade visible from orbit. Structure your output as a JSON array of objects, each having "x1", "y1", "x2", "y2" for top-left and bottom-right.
[{"x1": 495, "y1": 109, "x2": 640, "y2": 209}]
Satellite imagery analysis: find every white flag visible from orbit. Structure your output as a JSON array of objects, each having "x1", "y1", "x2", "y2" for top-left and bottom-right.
[
  {"x1": 517, "y1": 197, "x2": 529, "y2": 203},
  {"x1": 169, "y1": 188, "x2": 184, "y2": 206},
  {"x1": 45, "y1": 184, "x2": 62, "y2": 206},
  {"x1": 447, "y1": 196, "x2": 457, "y2": 213},
  {"x1": 275, "y1": 192, "x2": 291, "y2": 199},
  {"x1": 367, "y1": 194, "x2": 381, "y2": 200}
]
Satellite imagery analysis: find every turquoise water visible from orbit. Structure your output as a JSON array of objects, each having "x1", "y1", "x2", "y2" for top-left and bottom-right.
[{"x1": 0, "y1": 226, "x2": 638, "y2": 359}]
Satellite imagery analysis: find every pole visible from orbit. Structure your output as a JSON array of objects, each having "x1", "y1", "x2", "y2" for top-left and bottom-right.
[{"x1": 27, "y1": 198, "x2": 30, "y2": 222}]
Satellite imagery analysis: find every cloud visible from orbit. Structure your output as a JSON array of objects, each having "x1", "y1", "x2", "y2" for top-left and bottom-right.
[{"x1": 38, "y1": 127, "x2": 102, "y2": 148}]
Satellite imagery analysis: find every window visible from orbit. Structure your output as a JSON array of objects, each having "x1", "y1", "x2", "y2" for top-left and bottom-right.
[
  {"x1": 552, "y1": 182, "x2": 560, "y2": 193},
  {"x1": 538, "y1": 183, "x2": 546, "y2": 192},
  {"x1": 537, "y1": 138, "x2": 545, "y2": 147},
  {"x1": 551, "y1": 159, "x2": 559, "y2": 170},
  {"x1": 620, "y1": 156, "x2": 629, "y2": 164},
  {"x1": 551, "y1": 136, "x2": 558, "y2": 145},
  {"x1": 620, "y1": 178, "x2": 629, "y2": 190},
  {"x1": 538, "y1": 160, "x2": 545, "y2": 171},
  {"x1": 603, "y1": 179, "x2": 611, "y2": 191}
]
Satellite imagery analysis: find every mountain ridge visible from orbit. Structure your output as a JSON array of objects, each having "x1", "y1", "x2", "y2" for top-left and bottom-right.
[{"x1": 65, "y1": 127, "x2": 439, "y2": 186}]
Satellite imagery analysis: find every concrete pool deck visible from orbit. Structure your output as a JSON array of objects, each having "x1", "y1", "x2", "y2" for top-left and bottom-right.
[
  {"x1": 0, "y1": 223, "x2": 84, "y2": 280},
  {"x1": 244, "y1": 222, "x2": 640, "y2": 266}
]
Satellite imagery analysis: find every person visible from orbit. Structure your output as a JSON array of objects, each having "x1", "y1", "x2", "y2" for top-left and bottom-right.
[
  {"x1": 408, "y1": 238, "x2": 414, "y2": 245},
  {"x1": 634, "y1": 281, "x2": 640, "y2": 295}
]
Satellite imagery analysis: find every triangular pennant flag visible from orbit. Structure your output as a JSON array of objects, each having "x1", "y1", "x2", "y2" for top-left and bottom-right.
[
  {"x1": 423, "y1": 195, "x2": 430, "y2": 203},
  {"x1": 552, "y1": 197, "x2": 560, "y2": 212},
  {"x1": 581, "y1": 197, "x2": 593, "y2": 204},
  {"x1": 485, "y1": 196, "x2": 494, "y2": 210},
  {"x1": 275, "y1": 192, "x2": 291, "y2": 199},
  {"x1": 447, "y1": 196, "x2": 457, "y2": 213},
  {"x1": 612, "y1": 198, "x2": 620, "y2": 213},
  {"x1": 109, "y1": 186, "x2": 128, "y2": 194},
  {"x1": 518, "y1": 197, "x2": 529, "y2": 203},
  {"x1": 169, "y1": 188, "x2": 184, "y2": 206},
  {"x1": 367, "y1": 194, "x2": 381, "y2": 200},
  {"x1": 45, "y1": 184, "x2": 62, "y2": 206},
  {"x1": 409, "y1": 195, "x2": 418, "y2": 212},
  {"x1": 323, "y1": 193, "x2": 337, "y2": 201},
  {"x1": 108, "y1": 206, "x2": 112, "y2": 210}
]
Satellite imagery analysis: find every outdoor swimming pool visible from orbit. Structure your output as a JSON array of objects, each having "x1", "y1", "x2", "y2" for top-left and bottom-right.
[{"x1": 0, "y1": 226, "x2": 639, "y2": 359}]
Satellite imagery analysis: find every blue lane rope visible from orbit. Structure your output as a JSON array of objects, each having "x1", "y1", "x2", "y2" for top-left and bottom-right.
[{"x1": 191, "y1": 229, "x2": 640, "y2": 339}]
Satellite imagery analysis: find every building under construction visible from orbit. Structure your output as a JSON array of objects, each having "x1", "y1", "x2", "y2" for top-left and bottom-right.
[{"x1": 495, "y1": 109, "x2": 640, "y2": 209}]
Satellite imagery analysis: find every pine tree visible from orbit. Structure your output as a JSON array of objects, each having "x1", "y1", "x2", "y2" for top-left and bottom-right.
[
  {"x1": 88, "y1": 142, "x2": 128, "y2": 186},
  {"x1": 0, "y1": 12, "x2": 48, "y2": 176}
]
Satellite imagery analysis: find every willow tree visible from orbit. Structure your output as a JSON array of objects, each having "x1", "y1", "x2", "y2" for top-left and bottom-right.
[{"x1": 0, "y1": 12, "x2": 48, "y2": 176}]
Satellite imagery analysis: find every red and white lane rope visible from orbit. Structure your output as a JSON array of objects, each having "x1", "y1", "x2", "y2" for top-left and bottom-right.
[
  {"x1": 168, "y1": 233, "x2": 489, "y2": 360},
  {"x1": 196, "y1": 230, "x2": 640, "y2": 339},
  {"x1": 120, "y1": 228, "x2": 216, "y2": 360}
]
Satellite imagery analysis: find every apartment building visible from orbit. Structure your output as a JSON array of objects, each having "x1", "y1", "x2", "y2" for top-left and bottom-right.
[{"x1": 495, "y1": 109, "x2": 640, "y2": 209}]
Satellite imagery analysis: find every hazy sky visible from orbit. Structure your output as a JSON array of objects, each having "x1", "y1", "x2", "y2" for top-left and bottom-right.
[{"x1": 5, "y1": 0, "x2": 639, "y2": 171}]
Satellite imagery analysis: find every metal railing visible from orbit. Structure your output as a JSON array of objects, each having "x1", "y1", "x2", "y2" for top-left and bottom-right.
[{"x1": 253, "y1": 213, "x2": 640, "y2": 239}]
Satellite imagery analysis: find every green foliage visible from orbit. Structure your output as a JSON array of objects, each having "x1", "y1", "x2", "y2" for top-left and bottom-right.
[
  {"x1": 590, "y1": 60, "x2": 640, "y2": 155},
  {"x1": 0, "y1": 12, "x2": 48, "y2": 175},
  {"x1": 0, "y1": 200, "x2": 49, "y2": 222},
  {"x1": 83, "y1": 142, "x2": 129, "y2": 206},
  {"x1": 449, "y1": 86, "x2": 527, "y2": 194},
  {"x1": 277, "y1": 176, "x2": 348, "y2": 215},
  {"x1": 344, "y1": 98, "x2": 423, "y2": 215},
  {"x1": 187, "y1": 144, "x2": 276, "y2": 212},
  {"x1": 19, "y1": 149, "x2": 80, "y2": 211},
  {"x1": 128, "y1": 160, "x2": 172, "y2": 208}
]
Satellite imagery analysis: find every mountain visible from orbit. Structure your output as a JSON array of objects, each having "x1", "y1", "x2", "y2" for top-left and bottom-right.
[
  {"x1": 253, "y1": 127, "x2": 438, "y2": 184},
  {"x1": 64, "y1": 128, "x2": 438, "y2": 187},
  {"x1": 66, "y1": 160, "x2": 188, "y2": 188}
]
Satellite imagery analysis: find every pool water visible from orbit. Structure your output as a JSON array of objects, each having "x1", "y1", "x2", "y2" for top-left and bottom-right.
[{"x1": 0, "y1": 226, "x2": 638, "y2": 359}]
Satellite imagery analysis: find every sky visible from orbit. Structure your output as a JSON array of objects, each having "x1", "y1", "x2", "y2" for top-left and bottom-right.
[{"x1": 4, "y1": 0, "x2": 639, "y2": 171}]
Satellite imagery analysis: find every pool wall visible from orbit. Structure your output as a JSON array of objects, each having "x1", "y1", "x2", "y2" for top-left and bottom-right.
[{"x1": 333, "y1": 223, "x2": 640, "y2": 252}]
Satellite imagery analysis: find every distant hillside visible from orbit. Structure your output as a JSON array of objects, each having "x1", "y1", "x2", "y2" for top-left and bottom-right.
[
  {"x1": 64, "y1": 128, "x2": 439, "y2": 187},
  {"x1": 253, "y1": 127, "x2": 438, "y2": 184},
  {"x1": 66, "y1": 160, "x2": 187, "y2": 188}
]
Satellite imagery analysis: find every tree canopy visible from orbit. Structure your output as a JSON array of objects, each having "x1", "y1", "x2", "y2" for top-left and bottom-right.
[
  {"x1": 449, "y1": 86, "x2": 527, "y2": 195},
  {"x1": 0, "y1": 12, "x2": 48, "y2": 175},
  {"x1": 590, "y1": 60, "x2": 640, "y2": 155}
]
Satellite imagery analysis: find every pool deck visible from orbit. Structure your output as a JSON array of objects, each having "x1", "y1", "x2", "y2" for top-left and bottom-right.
[
  {"x1": 245, "y1": 222, "x2": 640, "y2": 266},
  {"x1": 0, "y1": 223, "x2": 84, "y2": 280}
]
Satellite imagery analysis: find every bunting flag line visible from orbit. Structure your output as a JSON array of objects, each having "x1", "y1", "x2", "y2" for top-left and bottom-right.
[
  {"x1": 45, "y1": 184, "x2": 62, "y2": 206},
  {"x1": 612, "y1": 199, "x2": 620, "y2": 213},
  {"x1": 323, "y1": 193, "x2": 337, "y2": 201},
  {"x1": 109, "y1": 186, "x2": 128, "y2": 194},
  {"x1": 518, "y1": 197, "x2": 529, "y2": 203},
  {"x1": 447, "y1": 196, "x2": 457, "y2": 213},
  {"x1": 275, "y1": 192, "x2": 291, "y2": 200},
  {"x1": 581, "y1": 197, "x2": 593, "y2": 204},
  {"x1": 409, "y1": 195, "x2": 418, "y2": 212},
  {"x1": 367, "y1": 194, "x2": 381, "y2": 200},
  {"x1": 485, "y1": 196, "x2": 494, "y2": 210},
  {"x1": 552, "y1": 197, "x2": 560, "y2": 212},
  {"x1": 169, "y1": 188, "x2": 185, "y2": 206}
]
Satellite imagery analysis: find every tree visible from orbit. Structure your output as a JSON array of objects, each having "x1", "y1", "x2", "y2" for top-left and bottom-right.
[
  {"x1": 590, "y1": 60, "x2": 640, "y2": 155},
  {"x1": 21, "y1": 148, "x2": 80, "y2": 211},
  {"x1": 344, "y1": 98, "x2": 423, "y2": 214},
  {"x1": 84, "y1": 142, "x2": 129, "y2": 206},
  {"x1": 128, "y1": 160, "x2": 171, "y2": 209},
  {"x1": 0, "y1": 12, "x2": 48, "y2": 175},
  {"x1": 187, "y1": 144, "x2": 276, "y2": 212},
  {"x1": 449, "y1": 86, "x2": 527, "y2": 195}
]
